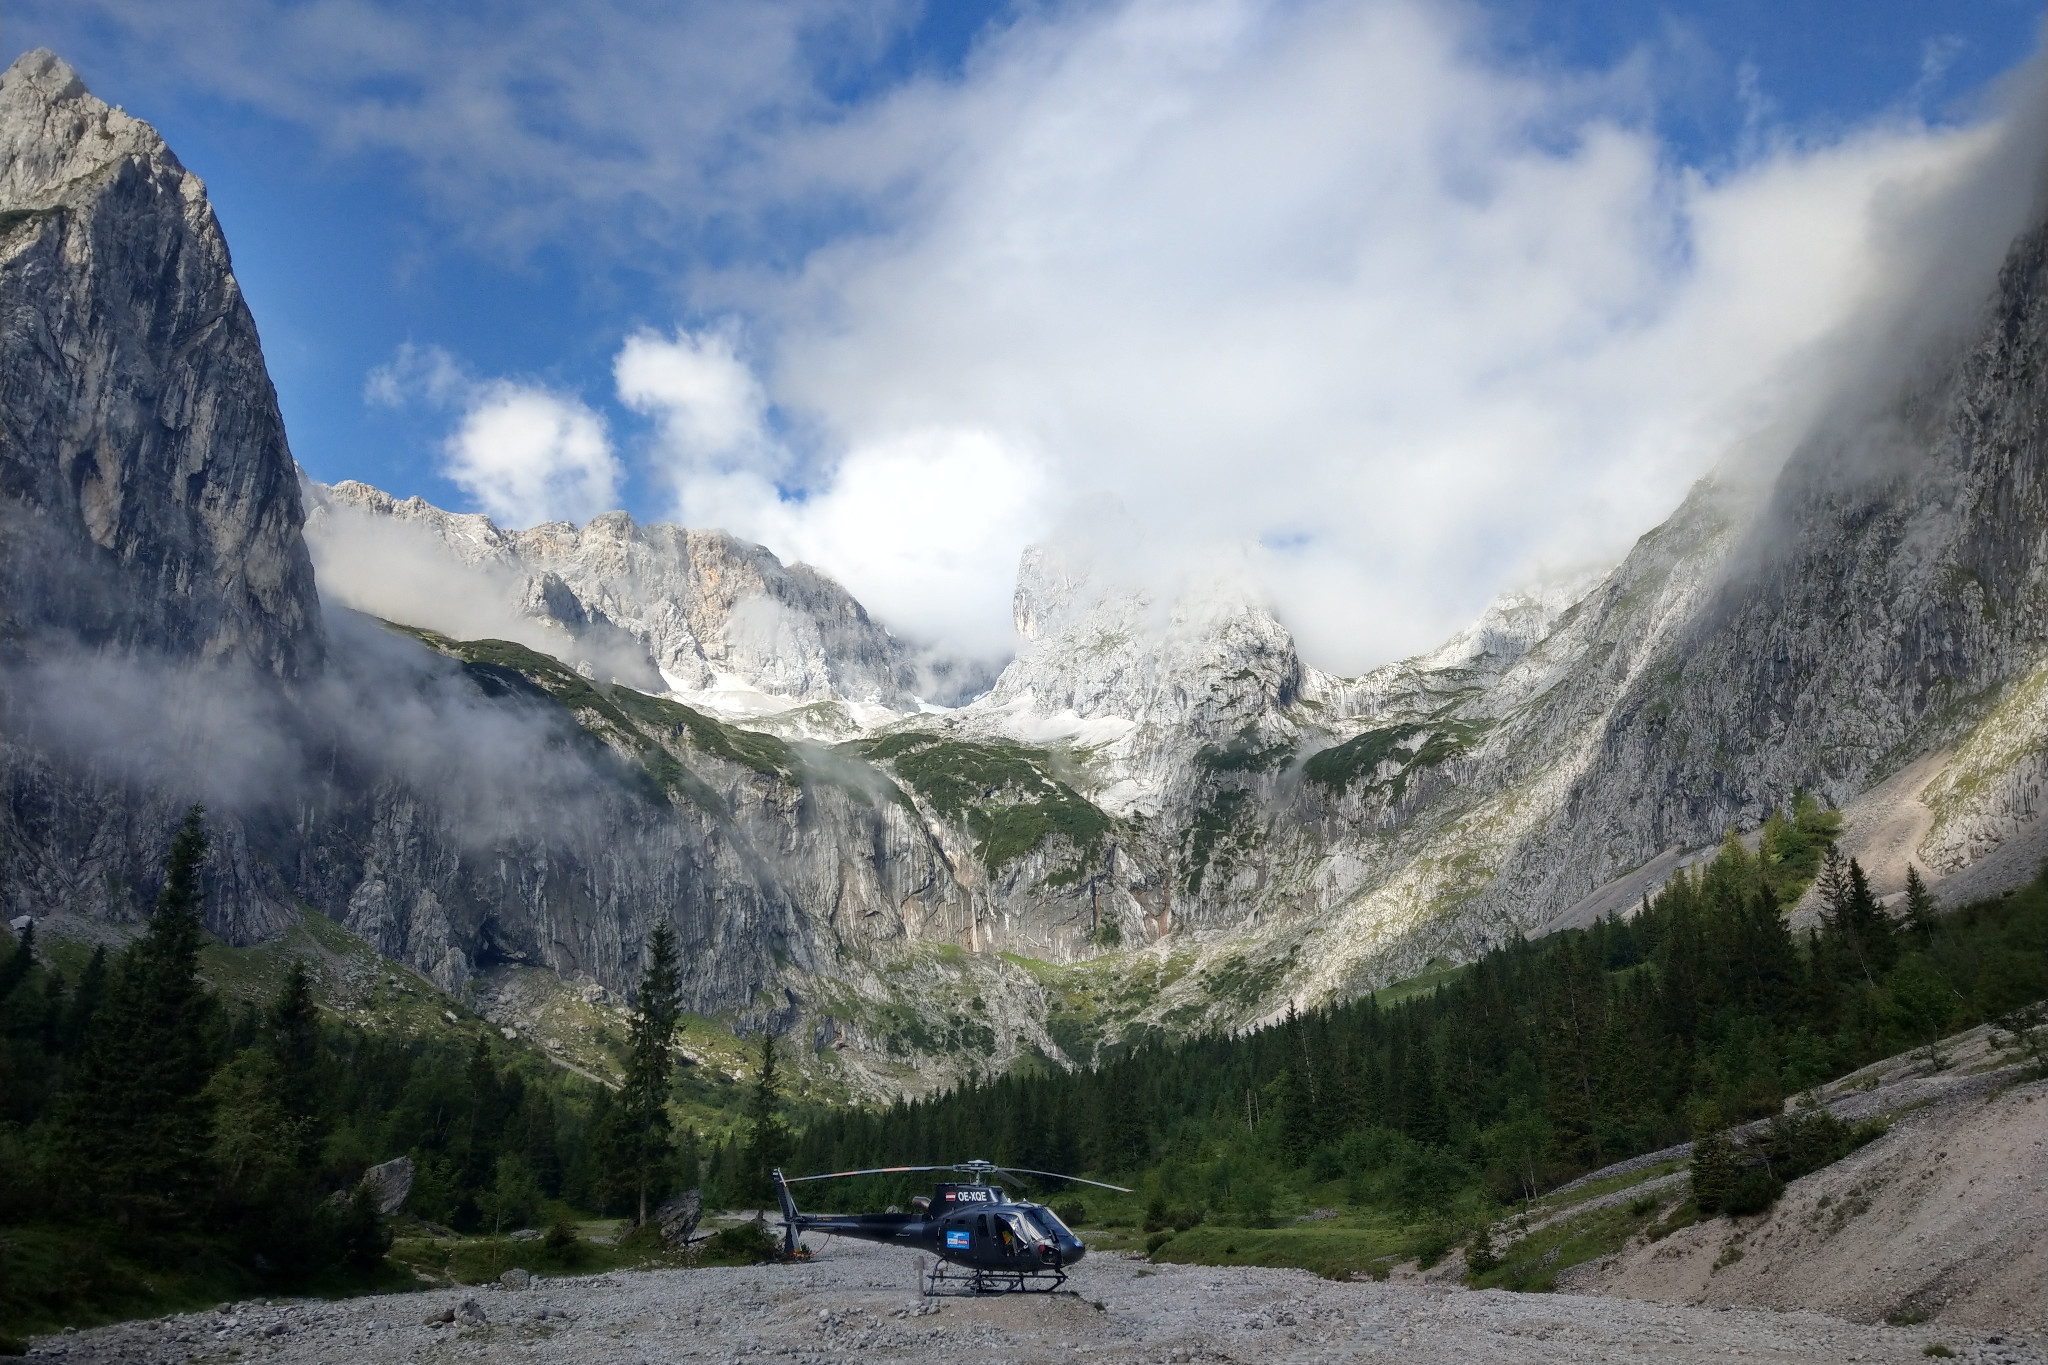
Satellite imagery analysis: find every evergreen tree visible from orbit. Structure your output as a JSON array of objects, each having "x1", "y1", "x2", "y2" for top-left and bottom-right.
[
  {"x1": 1689, "y1": 1103, "x2": 1734, "y2": 1215},
  {"x1": 1, "y1": 920, "x2": 35, "y2": 1004},
  {"x1": 1845, "y1": 858, "x2": 1898, "y2": 973},
  {"x1": 53, "y1": 807, "x2": 220, "y2": 1227},
  {"x1": 1816, "y1": 845, "x2": 1853, "y2": 925},
  {"x1": 615, "y1": 923, "x2": 683, "y2": 1224},
  {"x1": 743, "y1": 1031, "x2": 793, "y2": 1205},
  {"x1": 60, "y1": 944, "x2": 108, "y2": 1053},
  {"x1": 1904, "y1": 865, "x2": 1938, "y2": 946},
  {"x1": 265, "y1": 959, "x2": 324, "y2": 1167}
]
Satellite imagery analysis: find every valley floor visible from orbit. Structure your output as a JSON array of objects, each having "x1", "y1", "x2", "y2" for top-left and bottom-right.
[{"x1": 23, "y1": 1235, "x2": 2038, "y2": 1365}]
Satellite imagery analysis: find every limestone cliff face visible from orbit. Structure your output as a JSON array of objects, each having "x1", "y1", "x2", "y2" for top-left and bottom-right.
[
  {"x1": 0, "y1": 50, "x2": 321, "y2": 678},
  {"x1": 1486, "y1": 219, "x2": 2048, "y2": 923},
  {"x1": 305, "y1": 480, "x2": 914, "y2": 712},
  {"x1": 949, "y1": 213, "x2": 2047, "y2": 1030}
]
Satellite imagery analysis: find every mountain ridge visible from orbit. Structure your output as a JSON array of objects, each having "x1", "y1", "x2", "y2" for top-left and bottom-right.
[{"x1": 3, "y1": 47, "x2": 2044, "y2": 1094}]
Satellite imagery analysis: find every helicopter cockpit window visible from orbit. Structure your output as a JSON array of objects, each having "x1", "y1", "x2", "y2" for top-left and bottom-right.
[
  {"x1": 1031, "y1": 1205, "x2": 1071, "y2": 1238},
  {"x1": 1005, "y1": 1210, "x2": 1046, "y2": 1244}
]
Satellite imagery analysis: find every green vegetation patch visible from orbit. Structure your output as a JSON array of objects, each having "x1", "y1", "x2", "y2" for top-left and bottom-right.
[
  {"x1": 859, "y1": 733, "x2": 1109, "y2": 874},
  {"x1": 608, "y1": 686, "x2": 798, "y2": 784},
  {"x1": 389, "y1": 1222, "x2": 677, "y2": 1286},
  {"x1": 389, "y1": 624, "x2": 802, "y2": 800},
  {"x1": 1197, "y1": 729, "x2": 1297, "y2": 774},
  {"x1": 1469, "y1": 1200, "x2": 1654, "y2": 1292},
  {"x1": 1196, "y1": 951, "x2": 1290, "y2": 1008},
  {"x1": 1304, "y1": 719, "x2": 1491, "y2": 799}
]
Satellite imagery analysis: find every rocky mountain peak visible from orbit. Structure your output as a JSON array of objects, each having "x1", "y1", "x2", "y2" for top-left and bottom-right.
[
  {"x1": 306, "y1": 479, "x2": 914, "y2": 716},
  {"x1": 1, "y1": 49, "x2": 323, "y2": 677}
]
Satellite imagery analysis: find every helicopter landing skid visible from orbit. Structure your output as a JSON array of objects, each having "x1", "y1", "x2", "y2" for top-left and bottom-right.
[{"x1": 924, "y1": 1261, "x2": 1069, "y2": 1296}]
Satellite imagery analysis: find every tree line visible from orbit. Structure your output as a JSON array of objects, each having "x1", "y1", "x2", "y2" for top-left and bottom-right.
[
  {"x1": 0, "y1": 809, "x2": 784, "y2": 1331},
  {"x1": 784, "y1": 797, "x2": 2045, "y2": 1230}
]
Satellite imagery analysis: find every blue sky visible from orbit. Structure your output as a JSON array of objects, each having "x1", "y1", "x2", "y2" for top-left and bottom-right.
[{"x1": 9, "y1": 1, "x2": 2044, "y2": 668}]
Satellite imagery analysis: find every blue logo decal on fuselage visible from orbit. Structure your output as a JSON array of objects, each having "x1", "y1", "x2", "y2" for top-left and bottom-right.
[{"x1": 945, "y1": 1229, "x2": 971, "y2": 1249}]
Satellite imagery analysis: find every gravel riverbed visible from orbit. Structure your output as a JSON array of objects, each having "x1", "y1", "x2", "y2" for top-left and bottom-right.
[{"x1": 24, "y1": 1238, "x2": 2040, "y2": 1365}]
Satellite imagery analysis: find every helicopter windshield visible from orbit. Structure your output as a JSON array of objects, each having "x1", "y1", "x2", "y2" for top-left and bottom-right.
[
  {"x1": 1005, "y1": 1210, "x2": 1051, "y2": 1243},
  {"x1": 1029, "y1": 1205, "x2": 1072, "y2": 1238}
]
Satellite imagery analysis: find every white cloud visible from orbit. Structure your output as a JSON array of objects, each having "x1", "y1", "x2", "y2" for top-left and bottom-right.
[
  {"x1": 616, "y1": 331, "x2": 1050, "y2": 657},
  {"x1": 739, "y1": 0, "x2": 2039, "y2": 670},
  {"x1": 363, "y1": 342, "x2": 625, "y2": 530},
  {"x1": 364, "y1": 342, "x2": 469, "y2": 408},
  {"x1": 616, "y1": 328, "x2": 776, "y2": 480},
  {"x1": 442, "y1": 382, "x2": 619, "y2": 529}
]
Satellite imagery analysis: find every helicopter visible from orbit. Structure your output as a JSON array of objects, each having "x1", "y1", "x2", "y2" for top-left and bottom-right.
[{"x1": 771, "y1": 1159, "x2": 1131, "y2": 1294}]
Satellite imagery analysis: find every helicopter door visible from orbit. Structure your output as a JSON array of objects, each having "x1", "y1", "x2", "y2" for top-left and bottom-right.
[{"x1": 976, "y1": 1212, "x2": 989, "y2": 1254}]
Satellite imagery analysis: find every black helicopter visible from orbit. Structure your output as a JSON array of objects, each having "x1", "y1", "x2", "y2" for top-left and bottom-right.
[{"x1": 772, "y1": 1159, "x2": 1131, "y2": 1294}]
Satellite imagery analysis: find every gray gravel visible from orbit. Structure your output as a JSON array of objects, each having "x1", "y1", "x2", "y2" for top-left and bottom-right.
[{"x1": 25, "y1": 1238, "x2": 2038, "y2": 1364}]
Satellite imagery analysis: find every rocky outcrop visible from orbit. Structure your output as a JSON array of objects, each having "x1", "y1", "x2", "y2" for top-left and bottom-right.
[
  {"x1": 0, "y1": 49, "x2": 321, "y2": 678},
  {"x1": 305, "y1": 480, "x2": 914, "y2": 712}
]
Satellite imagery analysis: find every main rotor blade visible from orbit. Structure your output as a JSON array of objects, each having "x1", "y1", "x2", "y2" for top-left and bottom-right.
[
  {"x1": 781, "y1": 1165, "x2": 957, "y2": 1184},
  {"x1": 991, "y1": 1165, "x2": 1134, "y2": 1194}
]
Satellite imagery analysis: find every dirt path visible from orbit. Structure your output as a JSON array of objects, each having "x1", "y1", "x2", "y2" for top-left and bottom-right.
[{"x1": 27, "y1": 1235, "x2": 2039, "y2": 1365}]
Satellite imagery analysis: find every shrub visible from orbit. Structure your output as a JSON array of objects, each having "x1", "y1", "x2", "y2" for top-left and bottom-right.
[
  {"x1": 1054, "y1": 1202, "x2": 1087, "y2": 1228},
  {"x1": 1144, "y1": 1231, "x2": 1174, "y2": 1254},
  {"x1": 698, "y1": 1221, "x2": 779, "y2": 1266},
  {"x1": 1464, "y1": 1223, "x2": 1501, "y2": 1276},
  {"x1": 1722, "y1": 1167, "x2": 1784, "y2": 1217},
  {"x1": 542, "y1": 1221, "x2": 582, "y2": 1265}
]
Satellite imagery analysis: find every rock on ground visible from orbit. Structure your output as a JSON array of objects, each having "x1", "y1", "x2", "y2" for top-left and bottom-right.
[{"x1": 25, "y1": 1238, "x2": 2040, "y2": 1364}]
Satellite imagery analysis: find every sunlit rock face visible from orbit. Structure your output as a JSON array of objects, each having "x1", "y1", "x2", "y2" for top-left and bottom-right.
[
  {"x1": 305, "y1": 480, "x2": 917, "y2": 716},
  {"x1": 930, "y1": 206, "x2": 2047, "y2": 1031},
  {"x1": 0, "y1": 49, "x2": 322, "y2": 678}
]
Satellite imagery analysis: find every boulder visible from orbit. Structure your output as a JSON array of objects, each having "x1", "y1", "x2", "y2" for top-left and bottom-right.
[
  {"x1": 358, "y1": 1155, "x2": 414, "y2": 1215},
  {"x1": 655, "y1": 1189, "x2": 703, "y2": 1246},
  {"x1": 498, "y1": 1268, "x2": 531, "y2": 1291},
  {"x1": 455, "y1": 1298, "x2": 487, "y2": 1327}
]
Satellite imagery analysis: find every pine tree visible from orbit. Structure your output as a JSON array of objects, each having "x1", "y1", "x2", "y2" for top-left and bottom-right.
[
  {"x1": 0, "y1": 920, "x2": 35, "y2": 1004},
  {"x1": 743, "y1": 1031, "x2": 793, "y2": 1206},
  {"x1": 1904, "y1": 865, "x2": 1938, "y2": 946},
  {"x1": 1689, "y1": 1103, "x2": 1734, "y2": 1215},
  {"x1": 265, "y1": 959, "x2": 324, "y2": 1166},
  {"x1": 59, "y1": 943, "x2": 107, "y2": 1052},
  {"x1": 53, "y1": 807, "x2": 220, "y2": 1227},
  {"x1": 1816, "y1": 845, "x2": 1852, "y2": 928},
  {"x1": 1845, "y1": 858, "x2": 1898, "y2": 973},
  {"x1": 617, "y1": 923, "x2": 683, "y2": 1224}
]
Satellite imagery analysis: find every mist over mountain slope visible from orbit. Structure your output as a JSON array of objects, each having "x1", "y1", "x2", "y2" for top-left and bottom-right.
[
  {"x1": 304, "y1": 479, "x2": 917, "y2": 723},
  {"x1": 3, "y1": 46, "x2": 2044, "y2": 1090}
]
